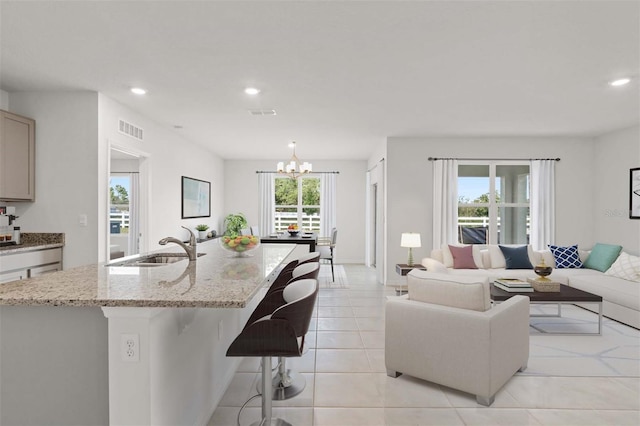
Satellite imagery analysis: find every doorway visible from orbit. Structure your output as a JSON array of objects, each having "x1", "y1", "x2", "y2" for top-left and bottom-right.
[{"x1": 108, "y1": 147, "x2": 148, "y2": 261}]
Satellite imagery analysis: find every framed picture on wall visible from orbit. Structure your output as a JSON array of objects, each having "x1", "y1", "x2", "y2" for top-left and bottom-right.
[
  {"x1": 181, "y1": 176, "x2": 211, "y2": 219},
  {"x1": 631, "y1": 168, "x2": 640, "y2": 219}
]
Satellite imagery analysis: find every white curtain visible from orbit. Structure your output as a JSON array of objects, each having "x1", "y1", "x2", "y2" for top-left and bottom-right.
[
  {"x1": 320, "y1": 173, "x2": 337, "y2": 237},
  {"x1": 258, "y1": 173, "x2": 275, "y2": 235},
  {"x1": 128, "y1": 172, "x2": 139, "y2": 255},
  {"x1": 432, "y1": 159, "x2": 458, "y2": 249},
  {"x1": 530, "y1": 160, "x2": 555, "y2": 250}
]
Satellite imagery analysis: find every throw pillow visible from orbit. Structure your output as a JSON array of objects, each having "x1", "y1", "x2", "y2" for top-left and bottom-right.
[
  {"x1": 421, "y1": 257, "x2": 449, "y2": 273},
  {"x1": 499, "y1": 245, "x2": 533, "y2": 269},
  {"x1": 407, "y1": 270, "x2": 491, "y2": 312},
  {"x1": 448, "y1": 245, "x2": 478, "y2": 269},
  {"x1": 488, "y1": 244, "x2": 536, "y2": 269},
  {"x1": 605, "y1": 252, "x2": 640, "y2": 283},
  {"x1": 441, "y1": 244, "x2": 484, "y2": 268},
  {"x1": 548, "y1": 244, "x2": 583, "y2": 269},
  {"x1": 583, "y1": 243, "x2": 623, "y2": 272}
]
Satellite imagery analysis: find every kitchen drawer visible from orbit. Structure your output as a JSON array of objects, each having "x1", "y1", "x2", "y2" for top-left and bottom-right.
[
  {"x1": 1, "y1": 248, "x2": 62, "y2": 272},
  {"x1": 30, "y1": 263, "x2": 62, "y2": 277},
  {"x1": 0, "y1": 269, "x2": 27, "y2": 284}
]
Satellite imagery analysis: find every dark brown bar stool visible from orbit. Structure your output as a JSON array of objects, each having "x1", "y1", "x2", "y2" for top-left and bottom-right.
[{"x1": 227, "y1": 278, "x2": 318, "y2": 426}]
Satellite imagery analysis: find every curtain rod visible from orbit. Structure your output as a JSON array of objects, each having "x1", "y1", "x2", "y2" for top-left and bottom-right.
[
  {"x1": 255, "y1": 171, "x2": 340, "y2": 174},
  {"x1": 428, "y1": 157, "x2": 560, "y2": 161}
]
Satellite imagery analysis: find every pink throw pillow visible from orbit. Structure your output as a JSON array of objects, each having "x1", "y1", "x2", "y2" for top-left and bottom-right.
[{"x1": 448, "y1": 245, "x2": 478, "y2": 269}]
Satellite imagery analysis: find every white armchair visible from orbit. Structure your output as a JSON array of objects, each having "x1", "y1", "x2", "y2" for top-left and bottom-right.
[{"x1": 385, "y1": 271, "x2": 530, "y2": 406}]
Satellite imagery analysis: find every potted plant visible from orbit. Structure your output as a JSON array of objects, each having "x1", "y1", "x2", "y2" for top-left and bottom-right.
[
  {"x1": 195, "y1": 224, "x2": 210, "y2": 240},
  {"x1": 220, "y1": 213, "x2": 258, "y2": 256},
  {"x1": 223, "y1": 213, "x2": 248, "y2": 236}
]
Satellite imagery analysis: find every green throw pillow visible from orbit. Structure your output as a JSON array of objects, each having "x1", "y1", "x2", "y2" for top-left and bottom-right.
[{"x1": 583, "y1": 243, "x2": 622, "y2": 272}]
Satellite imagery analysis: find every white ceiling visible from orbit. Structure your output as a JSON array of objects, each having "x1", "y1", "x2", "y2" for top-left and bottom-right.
[{"x1": 1, "y1": 1, "x2": 638, "y2": 161}]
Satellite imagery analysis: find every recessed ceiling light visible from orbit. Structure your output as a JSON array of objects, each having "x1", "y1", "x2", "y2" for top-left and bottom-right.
[
  {"x1": 609, "y1": 78, "x2": 631, "y2": 87},
  {"x1": 131, "y1": 87, "x2": 147, "y2": 95},
  {"x1": 244, "y1": 87, "x2": 260, "y2": 95}
]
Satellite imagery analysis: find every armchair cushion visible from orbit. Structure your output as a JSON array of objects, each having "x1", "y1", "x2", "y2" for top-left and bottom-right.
[{"x1": 407, "y1": 270, "x2": 491, "y2": 312}]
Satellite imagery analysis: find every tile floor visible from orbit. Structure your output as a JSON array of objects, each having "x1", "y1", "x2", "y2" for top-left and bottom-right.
[{"x1": 209, "y1": 265, "x2": 640, "y2": 426}]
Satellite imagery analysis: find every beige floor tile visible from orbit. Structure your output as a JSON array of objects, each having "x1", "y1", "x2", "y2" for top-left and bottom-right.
[
  {"x1": 316, "y1": 331, "x2": 364, "y2": 349},
  {"x1": 366, "y1": 348, "x2": 387, "y2": 372},
  {"x1": 316, "y1": 349, "x2": 373, "y2": 372},
  {"x1": 352, "y1": 305, "x2": 385, "y2": 317},
  {"x1": 248, "y1": 373, "x2": 315, "y2": 408},
  {"x1": 317, "y1": 317, "x2": 359, "y2": 331},
  {"x1": 217, "y1": 372, "x2": 257, "y2": 407},
  {"x1": 314, "y1": 373, "x2": 387, "y2": 407},
  {"x1": 314, "y1": 407, "x2": 387, "y2": 425},
  {"x1": 317, "y1": 297, "x2": 351, "y2": 307},
  {"x1": 527, "y1": 408, "x2": 635, "y2": 426},
  {"x1": 357, "y1": 316, "x2": 385, "y2": 331},
  {"x1": 456, "y1": 407, "x2": 543, "y2": 425},
  {"x1": 361, "y1": 331, "x2": 386, "y2": 348},
  {"x1": 209, "y1": 406, "x2": 313, "y2": 426},
  {"x1": 383, "y1": 407, "x2": 465, "y2": 425},
  {"x1": 381, "y1": 374, "x2": 453, "y2": 407},
  {"x1": 317, "y1": 306, "x2": 355, "y2": 318}
]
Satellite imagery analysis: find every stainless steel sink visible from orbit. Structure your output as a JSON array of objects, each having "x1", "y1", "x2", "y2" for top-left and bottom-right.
[{"x1": 107, "y1": 252, "x2": 205, "y2": 267}]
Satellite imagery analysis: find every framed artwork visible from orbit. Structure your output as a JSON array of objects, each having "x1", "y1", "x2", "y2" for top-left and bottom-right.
[
  {"x1": 631, "y1": 168, "x2": 640, "y2": 219},
  {"x1": 181, "y1": 176, "x2": 210, "y2": 219}
]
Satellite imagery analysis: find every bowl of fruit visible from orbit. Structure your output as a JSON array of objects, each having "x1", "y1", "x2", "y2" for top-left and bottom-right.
[
  {"x1": 219, "y1": 234, "x2": 260, "y2": 257},
  {"x1": 287, "y1": 224, "x2": 300, "y2": 236}
]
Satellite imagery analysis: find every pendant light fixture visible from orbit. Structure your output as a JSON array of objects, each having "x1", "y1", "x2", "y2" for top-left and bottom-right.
[{"x1": 276, "y1": 141, "x2": 312, "y2": 179}]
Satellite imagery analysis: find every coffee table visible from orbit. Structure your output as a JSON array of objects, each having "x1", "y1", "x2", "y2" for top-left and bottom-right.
[{"x1": 490, "y1": 283, "x2": 603, "y2": 335}]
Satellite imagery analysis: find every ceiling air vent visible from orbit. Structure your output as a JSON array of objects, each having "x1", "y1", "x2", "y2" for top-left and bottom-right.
[
  {"x1": 249, "y1": 109, "x2": 277, "y2": 116},
  {"x1": 118, "y1": 119, "x2": 144, "y2": 141}
]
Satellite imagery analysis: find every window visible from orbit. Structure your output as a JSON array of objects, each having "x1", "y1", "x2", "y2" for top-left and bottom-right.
[
  {"x1": 458, "y1": 162, "x2": 530, "y2": 244},
  {"x1": 274, "y1": 176, "x2": 321, "y2": 232}
]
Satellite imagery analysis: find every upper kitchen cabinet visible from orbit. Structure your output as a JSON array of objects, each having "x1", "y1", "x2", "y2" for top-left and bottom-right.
[{"x1": 0, "y1": 110, "x2": 35, "y2": 201}]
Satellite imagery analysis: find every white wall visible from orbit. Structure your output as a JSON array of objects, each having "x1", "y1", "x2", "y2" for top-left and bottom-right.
[
  {"x1": 5, "y1": 91, "x2": 224, "y2": 268},
  {"x1": 97, "y1": 94, "x2": 225, "y2": 262},
  {"x1": 224, "y1": 159, "x2": 367, "y2": 263},
  {"x1": 8, "y1": 92, "x2": 100, "y2": 268},
  {"x1": 385, "y1": 136, "x2": 596, "y2": 284},
  {"x1": 593, "y1": 125, "x2": 640, "y2": 256},
  {"x1": 0, "y1": 90, "x2": 8, "y2": 110}
]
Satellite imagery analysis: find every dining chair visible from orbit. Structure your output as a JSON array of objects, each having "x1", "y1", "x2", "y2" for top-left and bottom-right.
[{"x1": 316, "y1": 227, "x2": 337, "y2": 282}]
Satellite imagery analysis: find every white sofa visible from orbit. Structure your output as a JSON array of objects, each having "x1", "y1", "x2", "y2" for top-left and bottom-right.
[
  {"x1": 385, "y1": 273, "x2": 530, "y2": 406},
  {"x1": 424, "y1": 245, "x2": 640, "y2": 329}
]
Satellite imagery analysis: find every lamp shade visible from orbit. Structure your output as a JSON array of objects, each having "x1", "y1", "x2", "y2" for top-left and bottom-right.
[{"x1": 401, "y1": 233, "x2": 421, "y2": 248}]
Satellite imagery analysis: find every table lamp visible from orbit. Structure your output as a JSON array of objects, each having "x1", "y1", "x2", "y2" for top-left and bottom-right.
[{"x1": 401, "y1": 233, "x2": 421, "y2": 266}]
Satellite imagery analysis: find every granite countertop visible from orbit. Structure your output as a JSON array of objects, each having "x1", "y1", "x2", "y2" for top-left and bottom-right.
[
  {"x1": 0, "y1": 240, "x2": 295, "y2": 309},
  {"x1": 0, "y1": 233, "x2": 65, "y2": 255}
]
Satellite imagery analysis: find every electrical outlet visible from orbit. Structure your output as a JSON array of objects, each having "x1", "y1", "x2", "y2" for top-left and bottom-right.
[{"x1": 121, "y1": 333, "x2": 139, "y2": 362}]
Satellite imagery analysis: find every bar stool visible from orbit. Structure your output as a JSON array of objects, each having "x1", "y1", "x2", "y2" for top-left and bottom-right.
[
  {"x1": 227, "y1": 278, "x2": 318, "y2": 426},
  {"x1": 271, "y1": 252, "x2": 320, "y2": 290}
]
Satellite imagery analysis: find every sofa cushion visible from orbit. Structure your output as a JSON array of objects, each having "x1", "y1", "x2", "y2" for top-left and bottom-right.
[
  {"x1": 569, "y1": 274, "x2": 640, "y2": 311},
  {"x1": 583, "y1": 243, "x2": 623, "y2": 272},
  {"x1": 441, "y1": 244, "x2": 484, "y2": 269},
  {"x1": 421, "y1": 257, "x2": 449, "y2": 273},
  {"x1": 449, "y1": 245, "x2": 478, "y2": 269},
  {"x1": 407, "y1": 270, "x2": 491, "y2": 312},
  {"x1": 605, "y1": 252, "x2": 640, "y2": 283},
  {"x1": 488, "y1": 245, "x2": 535, "y2": 269},
  {"x1": 499, "y1": 245, "x2": 533, "y2": 269},
  {"x1": 549, "y1": 244, "x2": 583, "y2": 269}
]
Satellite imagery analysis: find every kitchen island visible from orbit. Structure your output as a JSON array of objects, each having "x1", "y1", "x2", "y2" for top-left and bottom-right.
[{"x1": 0, "y1": 240, "x2": 295, "y2": 425}]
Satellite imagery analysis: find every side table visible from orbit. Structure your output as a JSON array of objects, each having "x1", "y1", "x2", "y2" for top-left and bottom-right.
[{"x1": 390, "y1": 264, "x2": 427, "y2": 295}]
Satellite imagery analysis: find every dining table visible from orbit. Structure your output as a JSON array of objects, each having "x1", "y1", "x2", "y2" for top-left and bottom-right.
[{"x1": 260, "y1": 232, "x2": 318, "y2": 252}]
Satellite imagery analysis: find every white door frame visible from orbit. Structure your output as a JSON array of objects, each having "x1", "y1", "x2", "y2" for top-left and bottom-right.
[{"x1": 106, "y1": 140, "x2": 151, "y2": 262}]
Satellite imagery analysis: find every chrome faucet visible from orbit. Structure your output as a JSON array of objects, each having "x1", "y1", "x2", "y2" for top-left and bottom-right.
[{"x1": 158, "y1": 226, "x2": 197, "y2": 261}]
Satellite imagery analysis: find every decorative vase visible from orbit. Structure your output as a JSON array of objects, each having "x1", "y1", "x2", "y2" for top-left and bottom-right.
[{"x1": 533, "y1": 258, "x2": 553, "y2": 282}]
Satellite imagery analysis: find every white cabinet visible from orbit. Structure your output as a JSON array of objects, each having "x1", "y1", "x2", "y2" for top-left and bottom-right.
[
  {"x1": 0, "y1": 110, "x2": 36, "y2": 201},
  {"x1": 0, "y1": 247, "x2": 62, "y2": 283}
]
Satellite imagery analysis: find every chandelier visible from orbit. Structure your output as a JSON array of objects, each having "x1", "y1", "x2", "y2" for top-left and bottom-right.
[{"x1": 276, "y1": 141, "x2": 312, "y2": 179}]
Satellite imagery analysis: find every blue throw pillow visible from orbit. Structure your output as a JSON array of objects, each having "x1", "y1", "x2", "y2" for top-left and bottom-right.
[
  {"x1": 549, "y1": 244, "x2": 583, "y2": 269},
  {"x1": 499, "y1": 245, "x2": 533, "y2": 269},
  {"x1": 583, "y1": 243, "x2": 622, "y2": 272}
]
